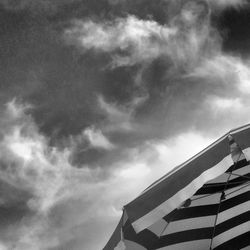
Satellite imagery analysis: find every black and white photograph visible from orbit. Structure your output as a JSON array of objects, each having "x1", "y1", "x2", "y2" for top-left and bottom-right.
[{"x1": 0, "y1": 0, "x2": 249, "y2": 249}]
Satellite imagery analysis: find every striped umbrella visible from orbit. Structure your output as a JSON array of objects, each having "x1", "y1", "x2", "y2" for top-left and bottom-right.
[{"x1": 104, "y1": 124, "x2": 250, "y2": 250}]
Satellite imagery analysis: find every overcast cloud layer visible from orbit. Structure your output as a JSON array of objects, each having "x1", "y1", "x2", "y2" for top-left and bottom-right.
[{"x1": 0, "y1": 0, "x2": 250, "y2": 249}]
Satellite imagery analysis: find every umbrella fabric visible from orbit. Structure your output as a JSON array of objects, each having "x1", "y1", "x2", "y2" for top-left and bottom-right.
[{"x1": 104, "y1": 124, "x2": 250, "y2": 250}]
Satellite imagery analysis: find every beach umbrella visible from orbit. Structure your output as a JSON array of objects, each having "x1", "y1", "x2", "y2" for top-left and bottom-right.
[{"x1": 104, "y1": 124, "x2": 250, "y2": 250}]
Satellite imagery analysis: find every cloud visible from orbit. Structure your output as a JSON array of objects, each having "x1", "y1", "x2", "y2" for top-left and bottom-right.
[
  {"x1": 204, "y1": 94, "x2": 250, "y2": 133},
  {"x1": 0, "y1": 100, "x2": 72, "y2": 213},
  {"x1": 0, "y1": 100, "x2": 106, "y2": 249},
  {"x1": 207, "y1": 96, "x2": 243, "y2": 112},
  {"x1": 0, "y1": 242, "x2": 7, "y2": 250},
  {"x1": 67, "y1": 124, "x2": 116, "y2": 153},
  {"x1": 190, "y1": 55, "x2": 250, "y2": 93},
  {"x1": 153, "y1": 132, "x2": 214, "y2": 168},
  {"x1": 64, "y1": 0, "x2": 216, "y2": 69},
  {"x1": 83, "y1": 127, "x2": 115, "y2": 150},
  {"x1": 208, "y1": 0, "x2": 248, "y2": 10},
  {"x1": 64, "y1": 16, "x2": 177, "y2": 67},
  {"x1": 98, "y1": 95, "x2": 135, "y2": 132}
]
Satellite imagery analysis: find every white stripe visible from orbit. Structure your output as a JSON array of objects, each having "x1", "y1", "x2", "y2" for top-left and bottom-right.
[
  {"x1": 163, "y1": 215, "x2": 215, "y2": 235},
  {"x1": 132, "y1": 155, "x2": 233, "y2": 232},
  {"x1": 235, "y1": 152, "x2": 247, "y2": 161},
  {"x1": 243, "y1": 148, "x2": 250, "y2": 162},
  {"x1": 208, "y1": 164, "x2": 249, "y2": 183},
  {"x1": 217, "y1": 200, "x2": 250, "y2": 224},
  {"x1": 190, "y1": 193, "x2": 220, "y2": 207},
  {"x1": 240, "y1": 246, "x2": 250, "y2": 250},
  {"x1": 162, "y1": 201, "x2": 250, "y2": 236},
  {"x1": 225, "y1": 182, "x2": 250, "y2": 199},
  {"x1": 147, "y1": 219, "x2": 168, "y2": 236},
  {"x1": 156, "y1": 239, "x2": 211, "y2": 250},
  {"x1": 213, "y1": 221, "x2": 250, "y2": 248},
  {"x1": 206, "y1": 173, "x2": 228, "y2": 184},
  {"x1": 207, "y1": 162, "x2": 249, "y2": 184},
  {"x1": 230, "y1": 164, "x2": 250, "y2": 180}
]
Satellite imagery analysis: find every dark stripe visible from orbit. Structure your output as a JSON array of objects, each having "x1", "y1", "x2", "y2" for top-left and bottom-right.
[
  {"x1": 125, "y1": 137, "x2": 230, "y2": 222},
  {"x1": 157, "y1": 228, "x2": 213, "y2": 247},
  {"x1": 163, "y1": 190, "x2": 250, "y2": 222},
  {"x1": 214, "y1": 231, "x2": 250, "y2": 250},
  {"x1": 124, "y1": 218, "x2": 159, "y2": 249},
  {"x1": 215, "y1": 211, "x2": 250, "y2": 236},
  {"x1": 220, "y1": 190, "x2": 250, "y2": 212},
  {"x1": 226, "y1": 159, "x2": 248, "y2": 172},
  {"x1": 164, "y1": 204, "x2": 218, "y2": 222},
  {"x1": 161, "y1": 212, "x2": 249, "y2": 247},
  {"x1": 159, "y1": 213, "x2": 249, "y2": 248},
  {"x1": 195, "y1": 174, "x2": 250, "y2": 195},
  {"x1": 126, "y1": 212, "x2": 250, "y2": 248}
]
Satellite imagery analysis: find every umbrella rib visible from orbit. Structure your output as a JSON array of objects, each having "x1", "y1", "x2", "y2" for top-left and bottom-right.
[
  {"x1": 226, "y1": 181, "x2": 250, "y2": 197},
  {"x1": 192, "y1": 192, "x2": 217, "y2": 202},
  {"x1": 203, "y1": 180, "x2": 249, "y2": 187},
  {"x1": 158, "y1": 221, "x2": 170, "y2": 238},
  {"x1": 228, "y1": 172, "x2": 250, "y2": 180}
]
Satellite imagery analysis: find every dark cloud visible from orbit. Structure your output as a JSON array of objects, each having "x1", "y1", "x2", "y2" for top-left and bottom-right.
[
  {"x1": 217, "y1": 4, "x2": 250, "y2": 54},
  {"x1": 0, "y1": 0, "x2": 83, "y2": 15}
]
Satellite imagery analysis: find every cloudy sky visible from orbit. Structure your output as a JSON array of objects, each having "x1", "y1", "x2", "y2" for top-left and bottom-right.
[{"x1": 0, "y1": 0, "x2": 250, "y2": 249}]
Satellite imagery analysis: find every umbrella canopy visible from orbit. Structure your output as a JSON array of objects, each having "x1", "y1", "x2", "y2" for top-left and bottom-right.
[{"x1": 104, "y1": 124, "x2": 250, "y2": 250}]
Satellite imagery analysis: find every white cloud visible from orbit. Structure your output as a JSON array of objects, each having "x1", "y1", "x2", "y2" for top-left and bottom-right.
[
  {"x1": 191, "y1": 55, "x2": 250, "y2": 93},
  {"x1": 0, "y1": 110, "x2": 71, "y2": 213},
  {"x1": 5, "y1": 98, "x2": 32, "y2": 119},
  {"x1": 98, "y1": 95, "x2": 134, "y2": 132},
  {"x1": 83, "y1": 127, "x2": 115, "y2": 150},
  {"x1": 116, "y1": 162, "x2": 151, "y2": 179},
  {"x1": 64, "y1": 3, "x2": 215, "y2": 69},
  {"x1": 65, "y1": 16, "x2": 176, "y2": 67},
  {"x1": 234, "y1": 60, "x2": 250, "y2": 94},
  {"x1": 0, "y1": 100, "x2": 105, "y2": 249},
  {"x1": 208, "y1": 0, "x2": 247, "y2": 9},
  {"x1": 207, "y1": 96, "x2": 243, "y2": 112},
  {"x1": 0, "y1": 242, "x2": 8, "y2": 250},
  {"x1": 154, "y1": 132, "x2": 214, "y2": 169}
]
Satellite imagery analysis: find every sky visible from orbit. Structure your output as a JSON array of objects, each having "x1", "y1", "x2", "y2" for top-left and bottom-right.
[{"x1": 0, "y1": 0, "x2": 250, "y2": 249}]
